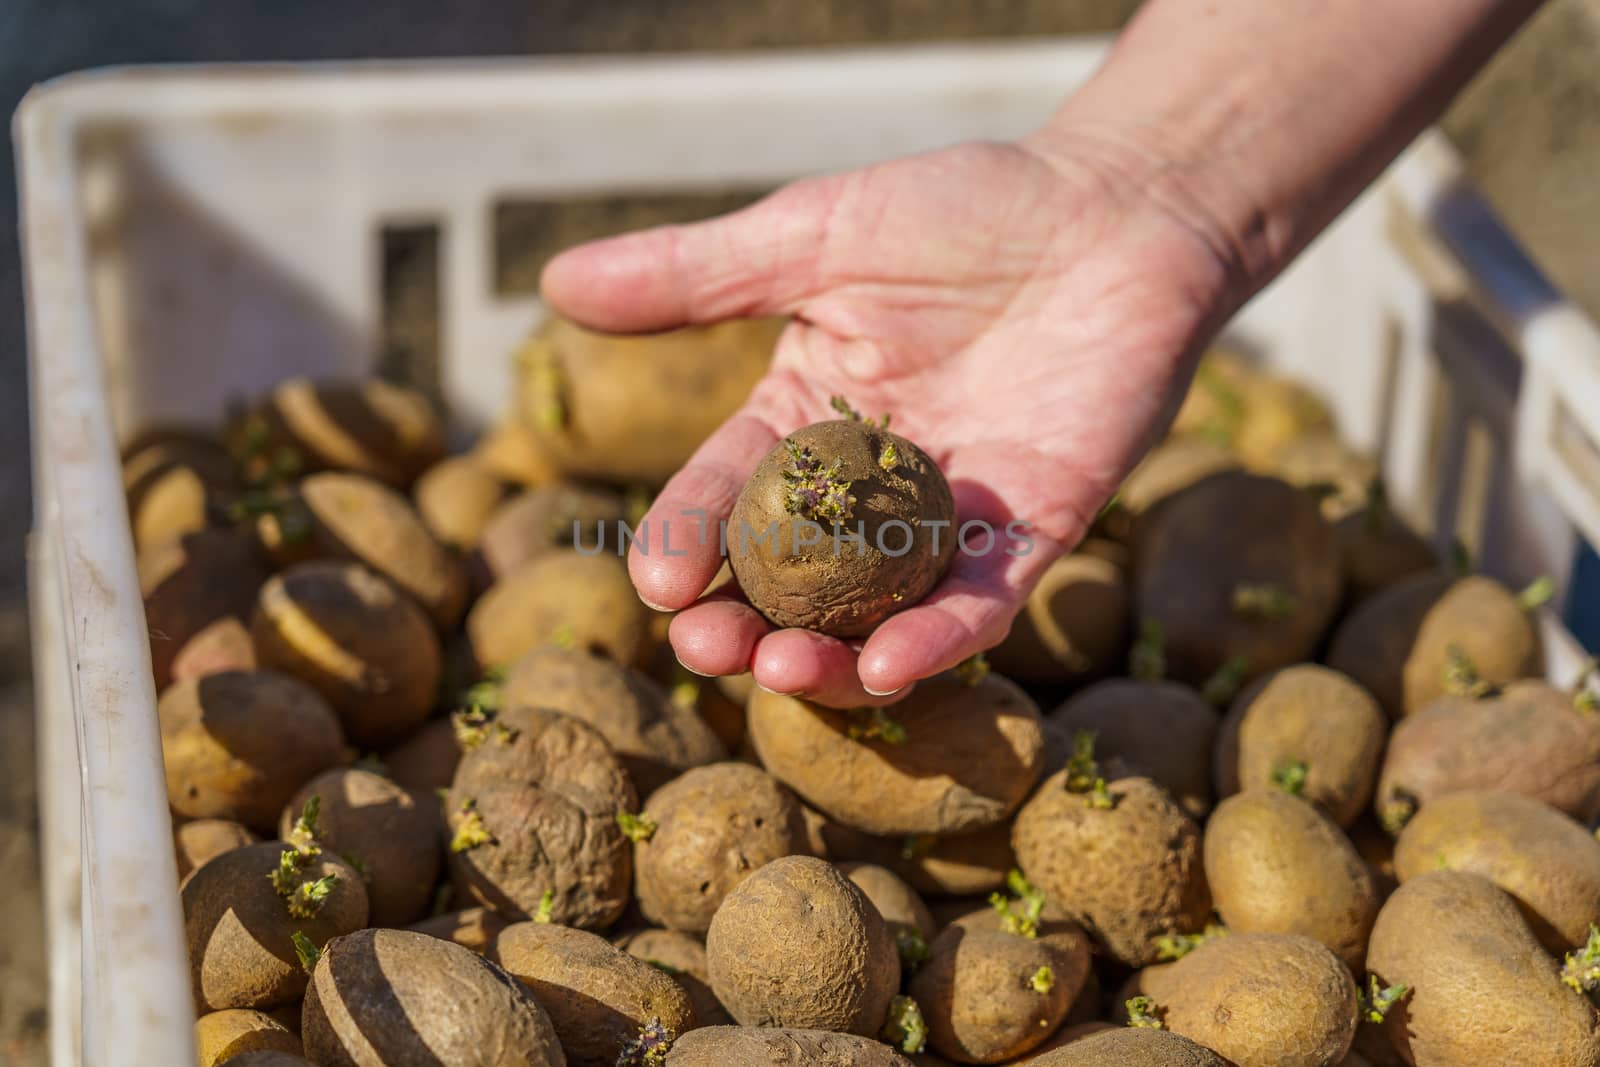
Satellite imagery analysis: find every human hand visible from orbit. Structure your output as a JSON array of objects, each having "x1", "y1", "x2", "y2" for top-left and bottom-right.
[{"x1": 542, "y1": 130, "x2": 1239, "y2": 706}]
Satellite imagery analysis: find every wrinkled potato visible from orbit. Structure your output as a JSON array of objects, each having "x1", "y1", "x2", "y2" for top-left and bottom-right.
[
  {"x1": 478, "y1": 483, "x2": 627, "y2": 583},
  {"x1": 1204, "y1": 791, "x2": 1378, "y2": 972},
  {"x1": 1393, "y1": 791, "x2": 1600, "y2": 953},
  {"x1": 174, "y1": 818, "x2": 259, "y2": 880},
  {"x1": 467, "y1": 549, "x2": 650, "y2": 670},
  {"x1": 613, "y1": 927, "x2": 732, "y2": 1028},
  {"x1": 252, "y1": 561, "x2": 442, "y2": 749},
  {"x1": 495, "y1": 921, "x2": 696, "y2": 1067},
  {"x1": 1012, "y1": 775, "x2": 1211, "y2": 967},
  {"x1": 1326, "y1": 571, "x2": 1542, "y2": 718},
  {"x1": 1367, "y1": 871, "x2": 1600, "y2": 1066},
  {"x1": 665, "y1": 1027, "x2": 914, "y2": 1066},
  {"x1": 159, "y1": 670, "x2": 347, "y2": 833},
  {"x1": 407, "y1": 907, "x2": 509, "y2": 956},
  {"x1": 124, "y1": 435, "x2": 236, "y2": 551},
  {"x1": 706, "y1": 856, "x2": 899, "y2": 1036},
  {"x1": 634, "y1": 762, "x2": 810, "y2": 934},
  {"x1": 141, "y1": 527, "x2": 270, "y2": 690},
  {"x1": 1027, "y1": 1027, "x2": 1229, "y2": 1067},
  {"x1": 1213, "y1": 665, "x2": 1385, "y2": 828},
  {"x1": 237, "y1": 377, "x2": 445, "y2": 489},
  {"x1": 819, "y1": 820, "x2": 1016, "y2": 897},
  {"x1": 194, "y1": 1008, "x2": 301, "y2": 1067},
  {"x1": 182, "y1": 842, "x2": 368, "y2": 1011},
  {"x1": 749, "y1": 672, "x2": 1046, "y2": 836},
  {"x1": 303, "y1": 928, "x2": 564, "y2": 1066},
  {"x1": 378, "y1": 715, "x2": 460, "y2": 794},
  {"x1": 987, "y1": 547, "x2": 1131, "y2": 687},
  {"x1": 413, "y1": 454, "x2": 507, "y2": 551}
]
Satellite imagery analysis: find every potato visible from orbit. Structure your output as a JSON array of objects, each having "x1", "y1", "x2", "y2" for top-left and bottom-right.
[
  {"x1": 1347, "y1": 816, "x2": 1399, "y2": 900},
  {"x1": 1325, "y1": 572, "x2": 1542, "y2": 718},
  {"x1": 910, "y1": 923, "x2": 1077, "y2": 1063},
  {"x1": 174, "y1": 818, "x2": 259, "y2": 880},
  {"x1": 303, "y1": 927, "x2": 564, "y2": 1066},
  {"x1": 1366, "y1": 871, "x2": 1600, "y2": 1066},
  {"x1": 467, "y1": 549, "x2": 649, "y2": 670},
  {"x1": 1376, "y1": 680, "x2": 1600, "y2": 826},
  {"x1": 665, "y1": 1027, "x2": 914, "y2": 1066},
  {"x1": 1024, "y1": 1027, "x2": 1229, "y2": 1067},
  {"x1": 614, "y1": 927, "x2": 732, "y2": 1028},
  {"x1": 408, "y1": 907, "x2": 508, "y2": 956},
  {"x1": 706, "y1": 856, "x2": 899, "y2": 1036},
  {"x1": 279, "y1": 768, "x2": 441, "y2": 926},
  {"x1": 1260, "y1": 433, "x2": 1375, "y2": 519},
  {"x1": 1393, "y1": 791, "x2": 1600, "y2": 953},
  {"x1": 159, "y1": 671, "x2": 347, "y2": 833},
  {"x1": 124, "y1": 436, "x2": 236, "y2": 551},
  {"x1": 239, "y1": 376, "x2": 445, "y2": 489},
  {"x1": 634, "y1": 762, "x2": 810, "y2": 933},
  {"x1": 220, "y1": 1054, "x2": 314, "y2": 1067},
  {"x1": 473, "y1": 417, "x2": 561, "y2": 487},
  {"x1": 171, "y1": 616, "x2": 258, "y2": 682},
  {"x1": 495, "y1": 921, "x2": 696, "y2": 1067},
  {"x1": 819, "y1": 820, "x2": 1015, "y2": 897},
  {"x1": 1170, "y1": 348, "x2": 1256, "y2": 443},
  {"x1": 514, "y1": 314, "x2": 778, "y2": 487},
  {"x1": 1140, "y1": 932, "x2": 1357, "y2": 1067},
  {"x1": 182, "y1": 842, "x2": 368, "y2": 1011},
  {"x1": 1231, "y1": 376, "x2": 1337, "y2": 470},
  {"x1": 252, "y1": 561, "x2": 442, "y2": 749},
  {"x1": 838, "y1": 863, "x2": 935, "y2": 943},
  {"x1": 749, "y1": 672, "x2": 1046, "y2": 836},
  {"x1": 1013, "y1": 775, "x2": 1211, "y2": 967},
  {"x1": 987, "y1": 548, "x2": 1131, "y2": 687},
  {"x1": 194, "y1": 1008, "x2": 301, "y2": 1067},
  {"x1": 478, "y1": 483, "x2": 627, "y2": 582},
  {"x1": 1107, "y1": 434, "x2": 1239, "y2": 540},
  {"x1": 378, "y1": 716, "x2": 460, "y2": 793},
  {"x1": 447, "y1": 705, "x2": 635, "y2": 928},
  {"x1": 501, "y1": 646, "x2": 725, "y2": 796},
  {"x1": 1213, "y1": 665, "x2": 1385, "y2": 828},
  {"x1": 1204, "y1": 791, "x2": 1378, "y2": 972},
  {"x1": 650, "y1": 648, "x2": 748, "y2": 755},
  {"x1": 1332, "y1": 493, "x2": 1435, "y2": 604},
  {"x1": 413, "y1": 455, "x2": 507, "y2": 551},
  {"x1": 1134, "y1": 472, "x2": 1340, "y2": 686},
  {"x1": 141, "y1": 527, "x2": 270, "y2": 690},
  {"x1": 1045, "y1": 679, "x2": 1219, "y2": 820}
]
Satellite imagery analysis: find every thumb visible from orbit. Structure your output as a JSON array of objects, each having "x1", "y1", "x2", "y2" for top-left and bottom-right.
[{"x1": 540, "y1": 176, "x2": 837, "y2": 333}]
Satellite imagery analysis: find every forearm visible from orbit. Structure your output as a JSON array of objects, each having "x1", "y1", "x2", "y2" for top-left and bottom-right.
[{"x1": 1031, "y1": 0, "x2": 1544, "y2": 304}]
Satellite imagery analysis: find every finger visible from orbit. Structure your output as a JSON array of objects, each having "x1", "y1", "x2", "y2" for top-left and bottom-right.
[
  {"x1": 628, "y1": 412, "x2": 778, "y2": 611},
  {"x1": 667, "y1": 595, "x2": 769, "y2": 678},
  {"x1": 751, "y1": 628, "x2": 913, "y2": 708},
  {"x1": 540, "y1": 177, "x2": 838, "y2": 333}
]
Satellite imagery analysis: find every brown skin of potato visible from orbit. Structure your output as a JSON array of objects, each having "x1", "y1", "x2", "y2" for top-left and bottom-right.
[
  {"x1": 1025, "y1": 1027, "x2": 1229, "y2": 1067},
  {"x1": 1213, "y1": 665, "x2": 1385, "y2": 828},
  {"x1": 171, "y1": 616, "x2": 258, "y2": 682},
  {"x1": 706, "y1": 856, "x2": 900, "y2": 1036},
  {"x1": 194, "y1": 1009, "x2": 301, "y2": 1067},
  {"x1": 502, "y1": 646, "x2": 725, "y2": 797},
  {"x1": 1112, "y1": 435, "x2": 1240, "y2": 533},
  {"x1": 1333, "y1": 506, "x2": 1435, "y2": 605},
  {"x1": 910, "y1": 925, "x2": 1075, "y2": 1064},
  {"x1": 280, "y1": 768, "x2": 442, "y2": 927},
  {"x1": 1142, "y1": 932, "x2": 1357, "y2": 1067},
  {"x1": 614, "y1": 927, "x2": 733, "y2": 1028},
  {"x1": 728, "y1": 419, "x2": 956, "y2": 637},
  {"x1": 1367, "y1": 871, "x2": 1600, "y2": 1066},
  {"x1": 407, "y1": 907, "x2": 509, "y2": 956},
  {"x1": 1005, "y1": 1021, "x2": 1117, "y2": 1066},
  {"x1": 839, "y1": 862, "x2": 936, "y2": 941},
  {"x1": 378, "y1": 716, "x2": 460, "y2": 794},
  {"x1": 1377, "y1": 680, "x2": 1600, "y2": 824},
  {"x1": 124, "y1": 437, "x2": 237, "y2": 551},
  {"x1": 749, "y1": 672, "x2": 1046, "y2": 836},
  {"x1": 473, "y1": 417, "x2": 562, "y2": 488},
  {"x1": 1393, "y1": 791, "x2": 1600, "y2": 954},
  {"x1": 1013, "y1": 775, "x2": 1211, "y2": 968},
  {"x1": 819, "y1": 820, "x2": 1015, "y2": 897},
  {"x1": 447, "y1": 705, "x2": 636, "y2": 928},
  {"x1": 1134, "y1": 472, "x2": 1341, "y2": 686},
  {"x1": 174, "y1": 818, "x2": 259, "y2": 880},
  {"x1": 988, "y1": 550, "x2": 1131, "y2": 687},
  {"x1": 159, "y1": 670, "x2": 347, "y2": 833},
  {"x1": 651, "y1": 646, "x2": 748, "y2": 755},
  {"x1": 413, "y1": 455, "x2": 507, "y2": 551},
  {"x1": 1347, "y1": 816, "x2": 1399, "y2": 900},
  {"x1": 495, "y1": 922, "x2": 696, "y2": 1067},
  {"x1": 182, "y1": 842, "x2": 368, "y2": 1011},
  {"x1": 141, "y1": 527, "x2": 270, "y2": 691},
  {"x1": 250, "y1": 377, "x2": 445, "y2": 490},
  {"x1": 304, "y1": 927, "x2": 564, "y2": 1067},
  {"x1": 665, "y1": 1027, "x2": 915, "y2": 1066},
  {"x1": 1326, "y1": 572, "x2": 1541, "y2": 718},
  {"x1": 467, "y1": 549, "x2": 650, "y2": 670},
  {"x1": 1045, "y1": 679, "x2": 1218, "y2": 820},
  {"x1": 477, "y1": 483, "x2": 627, "y2": 583},
  {"x1": 220, "y1": 1053, "x2": 316, "y2": 1067},
  {"x1": 252, "y1": 561, "x2": 442, "y2": 749},
  {"x1": 515, "y1": 314, "x2": 779, "y2": 488},
  {"x1": 634, "y1": 762, "x2": 810, "y2": 934},
  {"x1": 1204, "y1": 791, "x2": 1378, "y2": 972}
]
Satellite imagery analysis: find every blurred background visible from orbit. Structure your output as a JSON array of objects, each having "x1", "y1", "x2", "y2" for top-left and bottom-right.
[{"x1": 2, "y1": 2, "x2": 1598, "y2": 1062}]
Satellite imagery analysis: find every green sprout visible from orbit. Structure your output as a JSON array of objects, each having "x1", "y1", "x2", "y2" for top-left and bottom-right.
[
  {"x1": 1573, "y1": 659, "x2": 1599, "y2": 715},
  {"x1": 550, "y1": 624, "x2": 577, "y2": 649},
  {"x1": 617, "y1": 1017, "x2": 675, "y2": 1066},
  {"x1": 617, "y1": 811, "x2": 658, "y2": 843},
  {"x1": 955, "y1": 651, "x2": 991, "y2": 688},
  {"x1": 669, "y1": 679, "x2": 700, "y2": 710},
  {"x1": 1359, "y1": 975, "x2": 1411, "y2": 1022},
  {"x1": 1379, "y1": 788, "x2": 1419, "y2": 836},
  {"x1": 846, "y1": 706, "x2": 907, "y2": 745},
  {"x1": 1232, "y1": 583, "x2": 1298, "y2": 621},
  {"x1": 1362, "y1": 477, "x2": 1391, "y2": 534},
  {"x1": 269, "y1": 847, "x2": 309, "y2": 897},
  {"x1": 1450, "y1": 537, "x2": 1473, "y2": 576},
  {"x1": 533, "y1": 889, "x2": 556, "y2": 925},
  {"x1": 342, "y1": 854, "x2": 372, "y2": 883},
  {"x1": 1563, "y1": 926, "x2": 1600, "y2": 994},
  {"x1": 525, "y1": 351, "x2": 569, "y2": 432},
  {"x1": 1156, "y1": 922, "x2": 1228, "y2": 961},
  {"x1": 286, "y1": 795, "x2": 323, "y2": 856},
  {"x1": 642, "y1": 958, "x2": 682, "y2": 976},
  {"x1": 1129, "y1": 620, "x2": 1166, "y2": 681},
  {"x1": 1063, "y1": 730, "x2": 1116, "y2": 809},
  {"x1": 1095, "y1": 492, "x2": 1123, "y2": 524},
  {"x1": 880, "y1": 996, "x2": 927, "y2": 1055},
  {"x1": 1520, "y1": 575, "x2": 1555, "y2": 612},
  {"x1": 1030, "y1": 966, "x2": 1055, "y2": 994},
  {"x1": 1201, "y1": 656, "x2": 1249, "y2": 708},
  {"x1": 900, "y1": 834, "x2": 935, "y2": 862},
  {"x1": 352, "y1": 752, "x2": 390, "y2": 777},
  {"x1": 1086, "y1": 779, "x2": 1116, "y2": 810},
  {"x1": 291, "y1": 931, "x2": 321, "y2": 975},
  {"x1": 1125, "y1": 996, "x2": 1165, "y2": 1029},
  {"x1": 896, "y1": 927, "x2": 929, "y2": 970},
  {"x1": 781, "y1": 439, "x2": 856, "y2": 522},
  {"x1": 829, "y1": 395, "x2": 891, "y2": 430},
  {"x1": 288, "y1": 875, "x2": 339, "y2": 919},
  {"x1": 449, "y1": 798, "x2": 496, "y2": 853},
  {"x1": 1442, "y1": 644, "x2": 1493, "y2": 699},
  {"x1": 989, "y1": 869, "x2": 1047, "y2": 939},
  {"x1": 1270, "y1": 759, "x2": 1310, "y2": 797},
  {"x1": 878, "y1": 442, "x2": 899, "y2": 472}
]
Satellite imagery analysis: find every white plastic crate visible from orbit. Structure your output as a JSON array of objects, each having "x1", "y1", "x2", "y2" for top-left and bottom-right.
[{"x1": 15, "y1": 40, "x2": 1600, "y2": 1066}]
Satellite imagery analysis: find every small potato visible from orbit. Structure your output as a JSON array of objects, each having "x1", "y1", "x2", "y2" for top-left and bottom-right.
[
  {"x1": 706, "y1": 856, "x2": 899, "y2": 1036},
  {"x1": 1326, "y1": 572, "x2": 1542, "y2": 718},
  {"x1": 304, "y1": 928, "x2": 564, "y2": 1066},
  {"x1": 182, "y1": 842, "x2": 368, "y2": 1011},
  {"x1": 910, "y1": 923, "x2": 1077, "y2": 1063},
  {"x1": 378, "y1": 716, "x2": 460, "y2": 793},
  {"x1": 407, "y1": 907, "x2": 508, "y2": 956},
  {"x1": 749, "y1": 672, "x2": 1046, "y2": 836},
  {"x1": 1367, "y1": 871, "x2": 1600, "y2": 1066},
  {"x1": 1393, "y1": 791, "x2": 1600, "y2": 953},
  {"x1": 413, "y1": 455, "x2": 507, "y2": 551},
  {"x1": 124, "y1": 436, "x2": 236, "y2": 551},
  {"x1": 634, "y1": 763, "x2": 810, "y2": 934},
  {"x1": 141, "y1": 527, "x2": 269, "y2": 691},
  {"x1": 1141, "y1": 932, "x2": 1357, "y2": 1067},
  {"x1": 159, "y1": 671, "x2": 346, "y2": 833},
  {"x1": 467, "y1": 549, "x2": 650, "y2": 670},
  {"x1": 194, "y1": 1009, "x2": 300, "y2": 1067},
  {"x1": 174, "y1": 819, "x2": 259, "y2": 880},
  {"x1": 501, "y1": 646, "x2": 725, "y2": 796},
  {"x1": 987, "y1": 548, "x2": 1131, "y2": 687},
  {"x1": 252, "y1": 561, "x2": 442, "y2": 749},
  {"x1": 614, "y1": 927, "x2": 732, "y2": 1028},
  {"x1": 1025, "y1": 1027, "x2": 1229, "y2": 1067},
  {"x1": 240, "y1": 377, "x2": 445, "y2": 489},
  {"x1": 839, "y1": 863, "x2": 935, "y2": 943},
  {"x1": 819, "y1": 820, "x2": 1016, "y2": 897},
  {"x1": 1204, "y1": 791, "x2": 1378, "y2": 972},
  {"x1": 477, "y1": 483, "x2": 627, "y2": 583},
  {"x1": 1013, "y1": 775, "x2": 1211, "y2": 967},
  {"x1": 495, "y1": 922, "x2": 696, "y2": 1067},
  {"x1": 665, "y1": 1027, "x2": 914, "y2": 1066},
  {"x1": 1213, "y1": 665, "x2": 1385, "y2": 828}
]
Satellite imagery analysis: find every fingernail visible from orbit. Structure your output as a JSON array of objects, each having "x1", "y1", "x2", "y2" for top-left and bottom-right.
[
  {"x1": 863, "y1": 684, "x2": 904, "y2": 698},
  {"x1": 639, "y1": 595, "x2": 673, "y2": 613},
  {"x1": 755, "y1": 681, "x2": 802, "y2": 697},
  {"x1": 672, "y1": 652, "x2": 713, "y2": 678}
]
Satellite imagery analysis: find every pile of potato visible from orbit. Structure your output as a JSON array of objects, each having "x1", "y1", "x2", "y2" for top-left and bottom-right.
[{"x1": 131, "y1": 320, "x2": 1600, "y2": 1067}]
